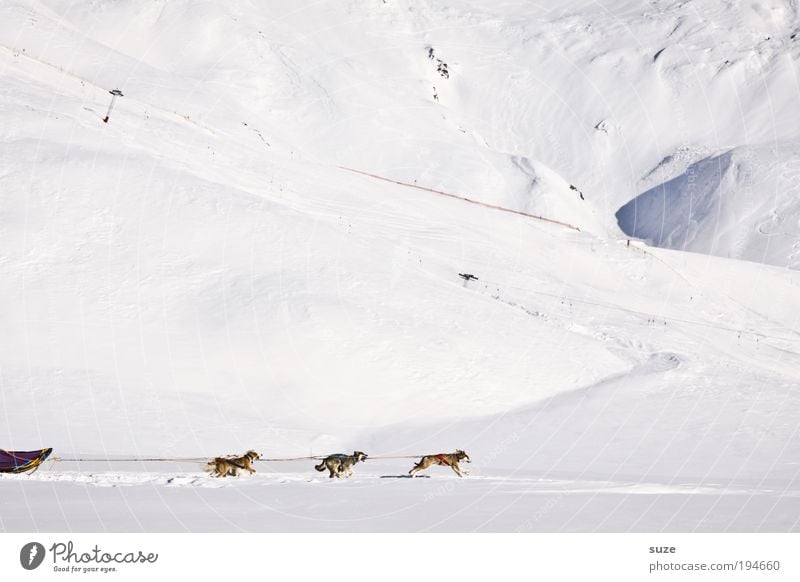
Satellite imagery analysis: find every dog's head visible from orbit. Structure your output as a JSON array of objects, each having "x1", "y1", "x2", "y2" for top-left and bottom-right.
[
  {"x1": 246, "y1": 451, "x2": 261, "y2": 461},
  {"x1": 353, "y1": 451, "x2": 368, "y2": 463},
  {"x1": 456, "y1": 450, "x2": 471, "y2": 463}
]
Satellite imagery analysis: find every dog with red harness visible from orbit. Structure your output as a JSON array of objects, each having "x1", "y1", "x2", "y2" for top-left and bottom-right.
[{"x1": 409, "y1": 450, "x2": 470, "y2": 477}]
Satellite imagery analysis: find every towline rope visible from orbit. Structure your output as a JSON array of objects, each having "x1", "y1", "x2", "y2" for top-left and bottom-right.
[
  {"x1": 360, "y1": 454, "x2": 425, "y2": 460},
  {"x1": 50, "y1": 454, "x2": 427, "y2": 463},
  {"x1": 53, "y1": 457, "x2": 210, "y2": 463}
]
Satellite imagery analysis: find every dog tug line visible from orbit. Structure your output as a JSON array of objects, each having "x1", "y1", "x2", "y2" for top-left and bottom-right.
[{"x1": 1, "y1": 448, "x2": 472, "y2": 479}]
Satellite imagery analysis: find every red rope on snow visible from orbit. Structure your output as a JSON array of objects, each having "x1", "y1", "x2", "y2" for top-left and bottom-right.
[{"x1": 339, "y1": 166, "x2": 582, "y2": 232}]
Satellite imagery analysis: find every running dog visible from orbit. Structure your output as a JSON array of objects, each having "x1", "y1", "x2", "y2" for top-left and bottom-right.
[
  {"x1": 314, "y1": 451, "x2": 368, "y2": 478},
  {"x1": 409, "y1": 450, "x2": 470, "y2": 477},
  {"x1": 207, "y1": 450, "x2": 261, "y2": 478}
]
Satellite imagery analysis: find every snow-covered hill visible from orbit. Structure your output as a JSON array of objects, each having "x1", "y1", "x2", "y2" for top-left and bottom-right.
[
  {"x1": 618, "y1": 144, "x2": 800, "y2": 267},
  {"x1": 1, "y1": 0, "x2": 799, "y2": 532}
]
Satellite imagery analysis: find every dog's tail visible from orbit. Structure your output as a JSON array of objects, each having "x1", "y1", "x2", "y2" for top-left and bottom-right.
[{"x1": 314, "y1": 460, "x2": 326, "y2": 472}]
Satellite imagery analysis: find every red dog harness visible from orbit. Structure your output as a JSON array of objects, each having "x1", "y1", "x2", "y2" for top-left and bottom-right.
[{"x1": 435, "y1": 454, "x2": 451, "y2": 466}]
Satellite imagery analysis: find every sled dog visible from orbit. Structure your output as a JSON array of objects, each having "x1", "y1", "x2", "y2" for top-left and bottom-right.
[
  {"x1": 314, "y1": 451, "x2": 368, "y2": 478},
  {"x1": 207, "y1": 450, "x2": 260, "y2": 478},
  {"x1": 409, "y1": 450, "x2": 470, "y2": 477}
]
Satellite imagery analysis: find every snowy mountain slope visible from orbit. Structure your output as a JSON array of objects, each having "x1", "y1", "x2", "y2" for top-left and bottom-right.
[
  {"x1": 618, "y1": 143, "x2": 800, "y2": 267},
  {"x1": 1, "y1": 0, "x2": 800, "y2": 532},
  {"x1": 6, "y1": 0, "x2": 800, "y2": 257}
]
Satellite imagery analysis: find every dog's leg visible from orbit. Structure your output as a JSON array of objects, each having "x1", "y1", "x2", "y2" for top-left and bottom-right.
[
  {"x1": 410, "y1": 458, "x2": 430, "y2": 477},
  {"x1": 451, "y1": 464, "x2": 463, "y2": 477}
]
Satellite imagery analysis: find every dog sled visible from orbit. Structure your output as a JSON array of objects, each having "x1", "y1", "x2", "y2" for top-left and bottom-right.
[{"x1": 0, "y1": 448, "x2": 53, "y2": 474}]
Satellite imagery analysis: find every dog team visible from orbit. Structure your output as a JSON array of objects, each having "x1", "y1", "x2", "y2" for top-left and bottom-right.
[{"x1": 206, "y1": 449, "x2": 471, "y2": 479}]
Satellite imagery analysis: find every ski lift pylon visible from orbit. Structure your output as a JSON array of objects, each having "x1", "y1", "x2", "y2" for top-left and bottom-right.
[{"x1": 103, "y1": 89, "x2": 124, "y2": 123}]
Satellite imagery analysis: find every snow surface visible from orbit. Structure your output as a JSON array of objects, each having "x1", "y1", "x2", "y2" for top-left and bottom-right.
[{"x1": 1, "y1": 0, "x2": 799, "y2": 532}]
